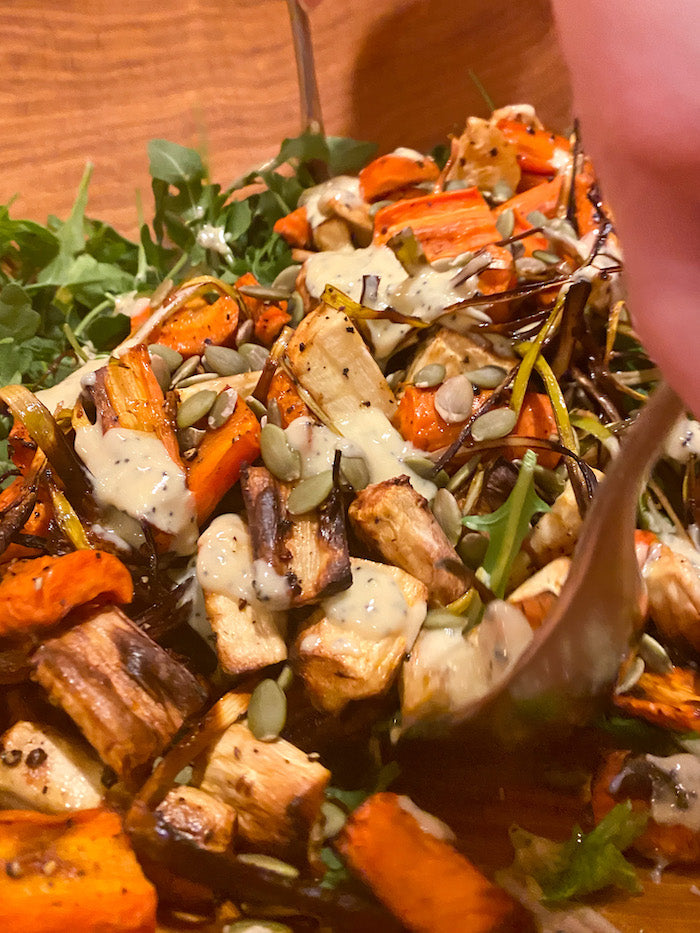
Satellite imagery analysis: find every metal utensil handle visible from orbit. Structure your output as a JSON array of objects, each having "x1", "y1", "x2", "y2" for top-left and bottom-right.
[{"x1": 286, "y1": 0, "x2": 324, "y2": 135}]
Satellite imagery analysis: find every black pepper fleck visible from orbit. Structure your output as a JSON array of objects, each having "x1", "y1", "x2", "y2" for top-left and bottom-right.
[
  {"x1": 25, "y1": 748, "x2": 48, "y2": 769},
  {"x1": 1, "y1": 748, "x2": 22, "y2": 768}
]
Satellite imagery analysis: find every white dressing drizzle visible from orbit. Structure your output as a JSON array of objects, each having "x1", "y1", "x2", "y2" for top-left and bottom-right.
[{"x1": 300, "y1": 175, "x2": 364, "y2": 229}]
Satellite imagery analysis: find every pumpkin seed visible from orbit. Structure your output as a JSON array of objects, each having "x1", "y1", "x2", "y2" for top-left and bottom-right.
[
  {"x1": 495, "y1": 208, "x2": 515, "y2": 240},
  {"x1": 272, "y1": 263, "x2": 303, "y2": 293},
  {"x1": 238, "y1": 283, "x2": 291, "y2": 302},
  {"x1": 204, "y1": 344, "x2": 248, "y2": 376},
  {"x1": 173, "y1": 764, "x2": 193, "y2": 785},
  {"x1": 224, "y1": 922, "x2": 292, "y2": 933},
  {"x1": 235, "y1": 317, "x2": 255, "y2": 347},
  {"x1": 260, "y1": 424, "x2": 301, "y2": 482},
  {"x1": 176, "y1": 372, "x2": 220, "y2": 389},
  {"x1": 432, "y1": 488, "x2": 462, "y2": 545},
  {"x1": 238, "y1": 342, "x2": 270, "y2": 371},
  {"x1": 526, "y1": 210, "x2": 548, "y2": 227},
  {"x1": 515, "y1": 256, "x2": 548, "y2": 277},
  {"x1": 276, "y1": 664, "x2": 294, "y2": 691},
  {"x1": 434, "y1": 374, "x2": 474, "y2": 423},
  {"x1": 208, "y1": 389, "x2": 238, "y2": 430},
  {"x1": 532, "y1": 249, "x2": 561, "y2": 265},
  {"x1": 386, "y1": 369, "x2": 405, "y2": 392},
  {"x1": 466, "y1": 365, "x2": 508, "y2": 389},
  {"x1": 404, "y1": 455, "x2": 437, "y2": 479},
  {"x1": 149, "y1": 343, "x2": 183, "y2": 372},
  {"x1": 287, "y1": 471, "x2": 334, "y2": 515},
  {"x1": 614, "y1": 655, "x2": 645, "y2": 695},
  {"x1": 321, "y1": 800, "x2": 347, "y2": 840},
  {"x1": 637, "y1": 632, "x2": 673, "y2": 674},
  {"x1": 422, "y1": 608, "x2": 466, "y2": 630},
  {"x1": 287, "y1": 290, "x2": 305, "y2": 327},
  {"x1": 247, "y1": 678, "x2": 287, "y2": 742},
  {"x1": 235, "y1": 853, "x2": 298, "y2": 880},
  {"x1": 176, "y1": 389, "x2": 217, "y2": 429},
  {"x1": 458, "y1": 532, "x2": 489, "y2": 569},
  {"x1": 340, "y1": 454, "x2": 370, "y2": 492},
  {"x1": 170, "y1": 354, "x2": 201, "y2": 387},
  {"x1": 433, "y1": 469, "x2": 450, "y2": 488},
  {"x1": 267, "y1": 398, "x2": 283, "y2": 428},
  {"x1": 245, "y1": 395, "x2": 269, "y2": 421},
  {"x1": 490, "y1": 180, "x2": 514, "y2": 204},
  {"x1": 149, "y1": 353, "x2": 171, "y2": 394},
  {"x1": 178, "y1": 426, "x2": 205, "y2": 452},
  {"x1": 412, "y1": 363, "x2": 446, "y2": 389},
  {"x1": 446, "y1": 457, "x2": 480, "y2": 493},
  {"x1": 471, "y1": 407, "x2": 517, "y2": 442},
  {"x1": 451, "y1": 253, "x2": 491, "y2": 286}
]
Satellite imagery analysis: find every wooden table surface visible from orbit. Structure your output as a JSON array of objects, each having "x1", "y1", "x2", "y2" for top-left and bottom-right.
[{"x1": 1, "y1": 2, "x2": 698, "y2": 930}]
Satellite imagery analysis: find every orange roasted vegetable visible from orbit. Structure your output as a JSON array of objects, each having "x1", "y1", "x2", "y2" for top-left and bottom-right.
[
  {"x1": 494, "y1": 177, "x2": 562, "y2": 256},
  {"x1": 0, "y1": 808, "x2": 156, "y2": 933},
  {"x1": 266, "y1": 369, "x2": 312, "y2": 428},
  {"x1": 0, "y1": 479, "x2": 52, "y2": 564},
  {"x1": 373, "y1": 187, "x2": 501, "y2": 262},
  {"x1": 494, "y1": 119, "x2": 571, "y2": 176},
  {"x1": 186, "y1": 395, "x2": 261, "y2": 523},
  {"x1": 394, "y1": 385, "x2": 471, "y2": 452},
  {"x1": 235, "y1": 272, "x2": 291, "y2": 347},
  {"x1": 145, "y1": 293, "x2": 239, "y2": 358},
  {"x1": 0, "y1": 550, "x2": 133, "y2": 638},
  {"x1": 613, "y1": 666, "x2": 700, "y2": 734},
  {"x1": 359, "y1": 152, "x2": 439, "y2": 202},
  {"x1": 273, "y1": 205, "x2": 313, "y2": 249},
  {"x1": 509, "y1": 392, "x2": 560, "y2": 468},
  {"x1": 336, "y1": 792, "x2": 535, "y2": 933}
]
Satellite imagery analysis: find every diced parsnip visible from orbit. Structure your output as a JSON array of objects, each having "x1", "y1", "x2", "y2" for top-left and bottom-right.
[
  {"x1": 294, "y1": 558, "x2": 428, "y2": 714},
  {"x1": 176, "y1": 371, "x2": 261, "y2": 404},
  {"x1": 0, "y1": 721, "x2": 105, "y2": 813},
  {"x1": 156, "y1": 786, "x2": 237, "y2": 853},
  {"x1": 349, "y1": 476, "x2": 467, "y2": 606},
  {"x1": 507, "y1": 556, "x2": 571, "y2": 630},
  {"x1": 204, "y1": 592, "x2": 287, "y2": 675},
  {"x1": 403, "y1": 328, "x2": 517, "y2": 387},
  {"x1": 196, "y1": 722, "x2": 330, "y2": 865},
  {"x1": 241, "y1": 465, "x2": 351, "y2": 608},
  {"x1": 0, "y1": 808, "x2": 157, "y2": 933},
  {"x1": 32, "y1": 606, "x2": 206, "y2": 780},
  {"x1": 285, "y1": 303, "x2": 397, "y2": 422},
  {"x1": 441, "y1": 117, "x2": 521, "y2": 194},
  {"x1": 642, "y1": 540, "x2": 700, "y2": 652}
]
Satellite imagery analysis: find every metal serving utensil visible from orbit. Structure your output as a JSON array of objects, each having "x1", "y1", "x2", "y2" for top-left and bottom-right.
[
  {"x1": 465, "y1": 380, "x2": 686, "y2": 742},
  {"x1": 286, "y1": 0, "x2": 324, "y2": 135}
]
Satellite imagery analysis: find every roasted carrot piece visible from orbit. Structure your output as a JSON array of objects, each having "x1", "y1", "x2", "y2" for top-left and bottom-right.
[
  {"x1": 494, "y1": 177, "x2": 562, "y2": 256},
  {"x1": 508, "y1": 392, "x2": 560, "y2": 468},
  {"x1": 613, "y1": 666, "x2": 700, "y2": 733},
  {"x1": 273, "y1": 205, "x2": 313, "y2": 249},
  {"x1": 147, "y1": 293, "x2": 239, "y2": 357},
  {"x1": 0, "y1": 550, "x2": 133, "y2": 638},
  {"x1": 7, "y1": 421, "x2": 36, "y2": 474},
  {"x1": 394, "y1": 385, "x2": 469, "y2": 452},
  {"x1": 267, "y1": 369, "x2": 312, "y2": 427},
  {"x1": 0, "y1": 479, "x2": 52, "y2": 564},
  {"x1": 373, "y1": 187, "x2": 501, "y2": 262},
  {"x1": 336, "y1": 792, "x2": 535, "y2": 933},
  {"x1": 359, "y1": 153, "x2": 439, "y2": 202},
  {"x1": 186, "y1": 396, "x2": 261, "y2": 523},
  {"x1": 494, "y1": 119, "x2": 571, "y2": 175},
  {"x1": 235, "y1": 272, "x2": 292, "y2": 347},
  {"x1": 0, "y1": 808, "x2": 156, "y2": 933},
  {"x1": 574, "y1": 158, "x2": 603, "y2": 236}
]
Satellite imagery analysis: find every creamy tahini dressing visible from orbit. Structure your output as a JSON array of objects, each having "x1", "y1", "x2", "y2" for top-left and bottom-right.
[
  {"x1": 321, "y1": 559, "x2": 425, "y2": 642},
  {"x1": 390, "y1": 147, "x2": 429, "y2": 162},
  {"x1": 665, "y1": 416, "x2": 700, "y2": 463},
  {"x1": 35, "y1": 357, "x2": 106, "y2": 414},
  {"x1": 645, "y1": 754, "x2": 700, "y2": 832},
  {"x1": 75, "y1": 423, "x2": 197, "y2": 553},
  {"x1": 304, "y1": 244, "x2": 406, "y2": 308},
  {"x1": 300, "y1": 175, "x2": 364, "y2": 229},
  {"x1": 284, "y1": 417, "x2": 362, "y2": 478}
]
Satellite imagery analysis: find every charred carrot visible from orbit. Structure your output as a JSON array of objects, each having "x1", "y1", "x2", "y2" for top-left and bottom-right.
[
  {"x1": 273, "y1": 205, "x2": 313, "y2": 249},
  {"x1": 267, "y1": 369, "x2": 312, "y2": 427},
  {"x1": 507, "y1": 392, "x2": 560, "y2": 469},
  {"x1": 613, "y1": 665, "x2": 700, "y2": 734},
  {"x1": 0, "y1": 550, "x2": 133, "y2": 638},
  {"x1": 186, "y1": 395, "x2": 261, "y2": 523},
  {"x1": 0, "y1": 808, "x2": 156, "y2": 933},
  {"x1": 394, "y1": 385, "x2": 469, "y2": 452},
  {"x1": 373, "y1": 187, "x2": 501, "y2": 262},
  {"x1": 147, "y1": 293, "x2": 239, "y2": 358},
  {"x1": 7, "y1": 421, "x2": 36, "y2": 474},
  {"x1": 494, "y1": 120, "x2": 571, "y2": 175},
  {"x1": 336, "y1": 793, "x2": 534, "y2": 933},
  {"x1": 359, "y1": 153, "x2": 439, "y2": 202}
]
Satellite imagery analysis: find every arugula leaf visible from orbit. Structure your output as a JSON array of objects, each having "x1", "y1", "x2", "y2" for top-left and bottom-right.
[
  {"x1": 510, "y1": 802, "x2": 647, "y2": 902},
  {"x1": 462, "y1": 449, "x2": 549, "y2": 596},
  {"x1": 148, "y1": 139, "x2": 205, "y2": 186},
  {"x1": 0, "y1": 284, "x2": 40, "y2": 340}
]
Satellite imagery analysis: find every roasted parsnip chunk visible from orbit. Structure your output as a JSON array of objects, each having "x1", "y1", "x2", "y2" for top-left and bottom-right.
[
  {"x1": 441, "y1": 116, "x2": 521, "y2": 193},
  {"x1": 196, "y1": 722, "x2": 329, "y2": 864},
  {"x1": 507, "y1": 556, "x2": 571, "y2": 630},
  {"x1": 294, "y1": 558, "x2": 427, "y2": 714},
  {"x1": 156, "y1": 785, "x2": 237, "y2": 853},
  {"x1": 643, "y1": 541, "x2": 700, "y2": 653},
  {"x1": 0, "y1": 720, "x2": 105, "y2": 812},
  {"x1": 349, "y1": 476, "x2": 467, "y2": 605},
  {"x1": 285, "y1": 303, "x2": 397, "y2": 421},
  {"x1": 32, "y1": 606, "x2": 206, "y2": 779},
  {"x1": 241, "y1": 465, "x2": 351, "y2": 607}
]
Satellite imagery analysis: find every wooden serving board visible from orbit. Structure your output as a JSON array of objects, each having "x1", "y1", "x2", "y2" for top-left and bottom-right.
[{"x1": 1, "y1": 2, "x2": 698, "y2": 929}]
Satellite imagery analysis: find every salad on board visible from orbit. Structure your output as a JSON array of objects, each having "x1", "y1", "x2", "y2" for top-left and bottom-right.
[{"x1": 0, "y1": 103, "x2": 699, "y2": 933}]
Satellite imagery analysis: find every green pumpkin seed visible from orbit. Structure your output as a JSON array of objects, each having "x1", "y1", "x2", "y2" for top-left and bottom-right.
[
  {"x1": 532, "y1": 249, "x2": 561, "y2": 265},
  {"x1": 637, "y1": 632, "x2": 673, "y2": 674},
  {"x1": 433, "y1": 469, "x2": 450, "y2": 488},
  {"x1": 246, "y1": 396, "x2": 268, "y2": 421},
  {"x1": 446, "y1": 457, "x2": 480, "y2": 493},
  {"x1": 614, "y1": 655, "x2": 645, "y2": 695},
  {"x1": 173, "y1": 764, "x2": 193, "y2": 785},
  {"x1": 170, "y1": 354, "x2": 201, "y2": 387},
  {"x1": 321, "y1": 799, "x2": 347, "y2": 840},
  {"x1": 452, "y1": 253, "x2": 491, "y2": 285},
  {"x1": 340, "y1": 455, "x2": 370, "y2": 492},
  {"x1": 471, "y1": 407, "x2": 517, "y2": 442},
  {"x1": 208, "y1": 389, "x2": 238, "y2": 430},
  {"x1": 204, "y1": 344, "x2": 248, "y2": 376},
  {"x1": 238, "y1": 283, "x2": 291, "y2": 302},
  {"x1": 515, "y1": 256, "x2": 548, "y2": 277},
  {"x1": 490, "y1": 180, "x2": 514, "y2": 204},
  {"x1": 176, "y1": 389, "x2": 217, "y2": 429},
  {"x1": 149, "y1": 343, "x2": 183, "y2": 372},
  {"x1": 260, "y1": 423, "x2": 301, "y2": 482},
  {"x1": 235, "y1": 318, "x2": 255, "y2": 346},
  {"x1": 276, "y1": 664, "x2": 294, "y2": 691},
  {"x1": 432, "y1": 488, "x2": 462, "y2": 545},
  {"x1": 422, "y1": 608, "x2": 466, "y2": 630},
  {"x1": 272, "y1": 263, "x2": 303, "y2": 293},
  {"x1": 238, "y1": 342, "x2": 270, "y2": 371},
  {"x1": 526, "y1": 210, "x2": 548, "y2": 227},
  {"x1": 247, "y1": 678, "x2": 287, "y2": 742},
  {"x1": 412, "y1": 363, "x2": 445, "y2": 389},
  {"x1": 434, "y1": 374, "x2": 474, "y2": 423},
  {"x1": 149, "y1": 353, "x2": 171, "y2": 394},
  {"x1": 287, "y1": 470, "x2": 334, "y2": 515},
  {"x1": 287, "y1": 290, "x2": 305, "y2": 327},
  {"x1": 466, "y1": 365, "x2": 508, "y2": 389},
  {"x1": 386, "y1": 369, "x2": 406, "y2": 392},
  {"x1": 458, "y1": 532, "x2": 489, "y2": 569},
  {"x1": 267, "y1": 398, "x2": 283, "y2": 428},
  {"x1": 224, "y1": 922, "x2": 293, "y2": 933},
  {"x1": 404, "y1": 455, "x2": 437, "y2": 479},
  {"x1": 235, "y1": 853, "x2": 298, "y2": 880},
  {"x1": 176, "y1": 372, "x2": 220, "y2": 389},
  {"x1": 178, "y1": 426, "x2": 206, "y2": 452},
  {"x1": 495, "y1": 208, "x2": 515, "y2": 240}
]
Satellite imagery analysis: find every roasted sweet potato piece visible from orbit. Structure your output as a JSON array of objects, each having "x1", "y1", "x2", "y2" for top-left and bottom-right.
[
  {"x1": 32, "y1": 606, "x2": 206, "y2": 779},
  {"x1": 337, "y1": 792, "x2": 535, "y2": 933},
  {"x1": 0, "y1": 808, "x2": 156, "y2": 932},
  {"x1": 266, "y1": 369, "x2": 312, "y2": 427},
  {"x1": 273, "y1": 204, "x2": 313, "y2": 249},
  {"x1": 613, "y1": 666, "x2": 700, "y2": 733},
  {"x1": 395, "y1": 384, "x2": 472, "y2": 452},
  {"x1": 235, "y1": 272, "x2": 291, "y2": 347},
  {"x1": 145, "y1": 293, "x2": 239, "y2": 357},
  {"x1": 359, "y1": 152, "x2": 440, "y2": 202}
]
